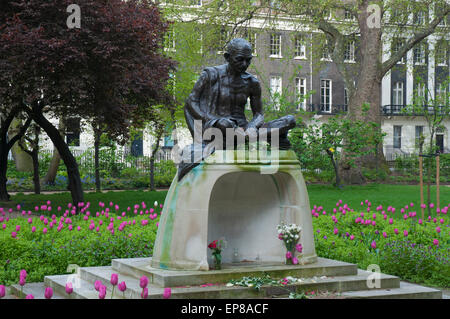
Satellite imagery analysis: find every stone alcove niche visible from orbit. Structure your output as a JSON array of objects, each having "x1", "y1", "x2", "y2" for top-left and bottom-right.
[{"x1": 207, "y1": 171, "x2": 300, "y2": 266}]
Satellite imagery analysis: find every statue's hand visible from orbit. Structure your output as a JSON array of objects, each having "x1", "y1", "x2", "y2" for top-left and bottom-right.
[{"x1": 216, "y1": 118, "x2": 237, "y2": 131}]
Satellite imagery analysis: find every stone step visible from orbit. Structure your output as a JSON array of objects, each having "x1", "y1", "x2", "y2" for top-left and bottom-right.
[
  {"x1": 111, "y1": 257, "x2": 359, "y2": 287},
  {"x1": 10, "y1": 282, "x2": 66, "y2": 299},
  {"x1": 341, "y1": 281, "x2": 443, "y2": 299},
  {"x1": 44, "y1": 274, "x2": 124, "y2": 299},
  {"x1": 75, "y1": 265, "x2": 400, "y2": 299}
]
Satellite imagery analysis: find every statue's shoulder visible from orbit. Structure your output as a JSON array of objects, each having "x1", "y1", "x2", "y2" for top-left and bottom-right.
[{"x1": 202, "y1": 64, "x2": 227, "y2": 81}]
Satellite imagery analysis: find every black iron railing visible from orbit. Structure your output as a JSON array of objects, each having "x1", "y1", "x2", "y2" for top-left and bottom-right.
[
  {"x1": 381, "y1": 105, "x2": 449, "y2": 116},
  {"x1": 306, "y1": 104, "x2": 348, "y2": 115}
]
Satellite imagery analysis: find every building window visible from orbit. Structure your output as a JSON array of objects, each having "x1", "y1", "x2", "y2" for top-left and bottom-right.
[
  {"x1": 243, "y1": 29, "x2": 257, "y2": 56},
  {"x1": 413, "y1": 10, "x2": 426, "y2": 25},
  {"x1": 295, "y1": 78, "x2": 306, "y2": 110},
  {"x1": 393, "y1": 82, "x2": 404, "y2": 106},
  {"x1": 270, "y1": 76, "x2": 282, "y2": 110},
  {"x1": 321, "y1": 39, "x2": 331, "y2": 60},
  {"x1": 294, "y1": 35, "x2": 306, "y2": 59},
  {"x1": 344, "y1": 9, "x2": 355, "y2": 21},
  {"x1": 189, "y1": 0, "x2": 202, "y2": 6},
  {"x1": 415, "y1": 126, "x2": 424, "y2": 149},
  {"x1": 414, "y1": 43, "x2": 426, "y2": 64},
  {"x1": 392, "y1": 38, "x2": 406, "y2": 64},
  {"x1": 65, "y1": 117, "x2": 80, "y2": 147},
  {"x1": 436, "y1": 83, "x2": 448, "y2": 107},
  {"x1": 320, "y1": 79, "x2": 332, "y2": 113},
  {"x1": 436, "y1": 41, "x2": 448, "y2": 66},
  {"x1": 416, "y1": 83, "x2": 426, "y2": 106},
  {"x1": 344, "y1": 40, "x2": 355, "y2": 62},
  {"x1": 270, "y1": 34, "x2": 282, "y2": 57},
  {"x1": 393, "y1": 125, "x2": 402, "y2": 149}
]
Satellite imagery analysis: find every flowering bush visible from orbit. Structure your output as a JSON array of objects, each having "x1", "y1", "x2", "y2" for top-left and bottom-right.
[
  {"x1": 277, "y1": 223, "x2": 302, "y2": 265},
  {"x1": 311, "y1": 200, "x2": 449, "y2": 287}
]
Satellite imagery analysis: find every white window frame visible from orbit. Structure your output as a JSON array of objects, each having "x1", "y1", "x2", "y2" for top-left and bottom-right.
[
  {"x1": 321, "y1": 39, "x2": 332, "y2": 61},
  {"x1": 294, "y1": 36, "x2": 306, "y2": 59},
  {"x1": 295, "y1": 77, "x2": 307, "y2": 110},
  {"x1": 270, "y1": 76, "x2": 282, "y2": 110},
  {"x1": 270, "y1": 34, "x2": 282, "y2": 58},
  {"x1": 416, "y1": 83, "x2": 426, "y2": 106},
  {"x1": 393, "y1": 82, "x2": 404, "y2": 106},
  {"x1": 393, "y1": 125, "x2": 402, "y2": 149},
  {"x1": 344, "y1": 9, "x2": 355, "y2": 21},
  {"x1": 247, "y1": 31, "x2": 257, "y2": 56},
  {"x1": 414, "y1": 43, "x2": 426, "y2": 65},
  {"x1": 344, "y1": 41, "x2": 355, "y2": 63},
  {"x1": 436, "y1": 42, "x2": 448, "y2": 66},
  {"x1": 393, "y1": 38, "x2": 406, "y2": 64},
  {"x1": 320, "y1": 79, "x2": 332, "y2": 113}
]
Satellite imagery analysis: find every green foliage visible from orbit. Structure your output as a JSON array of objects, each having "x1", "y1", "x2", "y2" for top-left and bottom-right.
[{"x1": 0, "y1": 213, "x2": 157, "y2": 285}]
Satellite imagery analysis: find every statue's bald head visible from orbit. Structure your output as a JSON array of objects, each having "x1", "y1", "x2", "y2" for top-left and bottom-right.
[{"x1": 225, "y1": 38, "x2": 252, "y2": 57}]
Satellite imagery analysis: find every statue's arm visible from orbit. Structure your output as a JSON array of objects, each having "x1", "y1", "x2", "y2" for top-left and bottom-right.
[
  {"x1": 185, "y1": 70, "x2": 218, "y2": 122},
  {"x1": 247, "y1": 78, "x2": 264, "y2": 129}
]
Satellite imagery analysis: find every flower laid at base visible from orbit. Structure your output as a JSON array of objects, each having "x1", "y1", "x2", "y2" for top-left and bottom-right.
[
  {"x1": 277, "y1": 223, "x2": 303, "y2": 265},
  {"x1": 208, "y1": 239, "x2": 226, "y2": 270}
]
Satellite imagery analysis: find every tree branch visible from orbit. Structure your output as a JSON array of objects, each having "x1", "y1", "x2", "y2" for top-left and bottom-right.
[
  {"x1": 381, "y1": 6, "x2": 450, "y2": 77},
  {"x1": 7, "y1": 117, "x2": 32, "y2": 150}
]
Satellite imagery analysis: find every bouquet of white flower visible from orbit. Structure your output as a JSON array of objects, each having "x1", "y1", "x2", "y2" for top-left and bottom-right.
[{"x1": 277, "y1": 223, "x2": 303, "y2": 265}]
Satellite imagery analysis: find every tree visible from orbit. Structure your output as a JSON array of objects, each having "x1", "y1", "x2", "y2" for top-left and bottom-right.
[
  {"x1": 0, "y1": 0, "x2": 176, "y2": 204},
  {"x1": 292, "y1": 116, "x2": 384, "y2": 188},
  {"x1": 162, "y1": 0, "x2": 449, "y2": 184}
]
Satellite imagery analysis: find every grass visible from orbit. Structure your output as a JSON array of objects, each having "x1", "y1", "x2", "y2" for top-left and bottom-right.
[{"x1": 1, "y1": 184, "x2": 448, "y2": 219}]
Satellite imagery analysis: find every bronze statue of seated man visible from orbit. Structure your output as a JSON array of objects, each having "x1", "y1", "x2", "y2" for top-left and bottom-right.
[{"x1": 178, "y1": 38, "x2": 296, "y2": 180}]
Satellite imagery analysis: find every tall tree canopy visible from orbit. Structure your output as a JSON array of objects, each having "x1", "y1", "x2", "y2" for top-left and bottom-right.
[{"x1": 0, "y1": 0, "x2": 176, "y2": 203}]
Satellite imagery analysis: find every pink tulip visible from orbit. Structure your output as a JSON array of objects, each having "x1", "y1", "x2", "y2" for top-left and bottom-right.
[
  {"x1": 31, "y1": 226, "x2": 36, "y2": 233},
  {"x1": 1, "y1": 224, "x2": 5, "y2": 230},
  {"x1": 44, "y1": 287, "x2": 53, "y2": 299},
  {"x1": 286, "y1": 251, "x2": 292, "y2": 259},
  {"x1": 163, "y1": 287, "x2": 171, "y2": 299},
  {"x1": 65, "y1": 282, "x2": 73, "y2": 295},
  {"x1": 141, "y1": 287, "x2": 148, "y2": 299},
  {"x1": 140, "y1": 276, "x2": 149, "y2": 289},
  {"x1": 25, "y1": 294, "x2": 34, "y2": 299},
  {"x1": 333, "y1": 228, "x2": 338, "y2": 235},
  {"x1": 295, "y1": 244, "x2": 303, "y2": 253},
  {"x1": 292, "y1": 257, "x2": 299, "y2": 265},
  {"x1": 418, "y1": 219, "x2": 423, "y2": 225},
  {"x1": 99, "y1": 285, "x2": 106, "y2": 299},
  {"x1": 11, "y1": 231, "x2": 17, "y2": 238},
  {"x1": 382, "y1": 232, "x2": 387, "y2": 238},
  {"x1": 94, "y1": 280, "x2": 102, "y2": 291},
  {"x1": 433, "y1": 239, "x2": 439, "y2": 246},
  {"x1": 0, "y1": 285, "x2": 5, "y2": 298},
  {"x1": 111, "y1": 274, "x2": 118, "y2": 286},
  {"x1": 389, "y1": 218, "x2": 393, "y2": 225},
  {"x1": 77, "y1": 226, "x2": 81, "y2": 231},
  {"x1": 436, "y1": 226, "x2": 441, "y2": 233},
  {"x1": 371, "y1": 241, "x2": 376, "y2": 249},
  {"x1": 403, "y1": 230, "x2": 408, "y2": 237},
  {"x1": 350, "y1": 235, "x2": 355, "y2": 240},
  {"x1": 15, "y1": 225, "x2": 20, "y2": 232},
  {"x1": 394, "y1": 228, "x2": 399, "y2": 235},
  {"x1": 118, "y1": 281, "x2": 127, "y2": 292},
  {"x1": 439, "y1": 219, "x2": 444, "y2": 224},
  {"x1": 43, "y1": 228, "x2": 47, "y2": 234}
]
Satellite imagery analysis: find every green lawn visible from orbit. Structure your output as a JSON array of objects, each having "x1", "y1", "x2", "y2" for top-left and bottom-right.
[{"x1": 2, "y1": 184, "x2": 449, "y2": 219}]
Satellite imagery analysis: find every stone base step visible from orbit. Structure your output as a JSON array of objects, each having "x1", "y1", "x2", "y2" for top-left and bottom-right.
[
  {"x1": 69, "y1": 266, "x2": 400, "y2": 299},
  {"x1": 10, "y1": 282, "x2": 66, "y2": 299},
  {"x1": 112, "y1": 257, "x2": 359, "y2": 287},
  {"x1": 341, "y1": 282, "x2": 443, "y2": 299}
]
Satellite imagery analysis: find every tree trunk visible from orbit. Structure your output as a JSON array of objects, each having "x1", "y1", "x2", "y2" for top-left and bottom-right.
[
  {"x1": 0, "y1": 136, "x2": 10, "y2": 201},
  {"x1": 339, "y1": 1, "x2": 387, "y2": 184},
  {"x1": 94, "y1": 125, "x2": 101, "y2": 192},
  {"x1": 327, "y1": 150, "x2": 341, "y2": 188},
  {"x1": 8, "y1": 118, "x2": 33, "y2": 172},
  {"x1": 29, "y1": 110, "x2": 84, "y2": 206},
  {"x1": 31, "y1": 150, "x2": 40, "y2": 194},
  {"x1": 43, "y1": 117, "x2": 65, "y2": 185}
]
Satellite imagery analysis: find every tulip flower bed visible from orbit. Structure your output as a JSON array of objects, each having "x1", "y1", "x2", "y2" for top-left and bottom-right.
[
  {"x1": 311, "y1": 200, "x2": 450, "y2": 288},
  {"x1": 0, "y1": 201, "x2": 161, "y2": 286}
]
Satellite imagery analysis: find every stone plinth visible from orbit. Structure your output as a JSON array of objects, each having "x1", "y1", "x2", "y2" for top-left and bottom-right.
[{"x1": 151, "y1": 149, "x2": 317, "y2": 271}]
